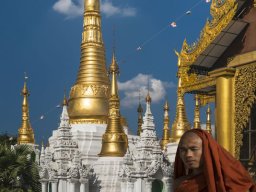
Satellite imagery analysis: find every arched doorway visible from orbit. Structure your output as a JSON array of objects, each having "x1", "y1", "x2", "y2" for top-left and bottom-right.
[{"x1": 152, "y1": 179, "x2": 163, "y2": 192}]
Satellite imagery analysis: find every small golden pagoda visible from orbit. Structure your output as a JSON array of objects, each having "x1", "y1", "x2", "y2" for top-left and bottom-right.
[
  {"x1": 193, "y1": 94, "x2": 201, "y2": 129},
  {"x1": 175, "y1": 0, "x2": 256, "y2": 162},
  {"x1": 170, "y1": 77, "x2": 191, "y2": 143},
  {"x1": 17, "y1": 81, "x2": 35, "y2": 144},
  {"x1": 205, "y1": 104, "x2": 212, "y2": 134},
  {"x1": 99, "y1": 53, "x2": 128, "y2": 157},
  {"x1": 68, "y1": 0, "x2": 110, "y2": 124},
  {"x1": 160, "y1": 100, "x2": 171, "y2": 150}
]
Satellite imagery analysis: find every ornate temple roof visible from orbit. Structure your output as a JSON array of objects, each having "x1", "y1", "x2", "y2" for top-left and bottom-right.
[{"x1": 179, "y1": 0, "x2": 255, "y2": 70}]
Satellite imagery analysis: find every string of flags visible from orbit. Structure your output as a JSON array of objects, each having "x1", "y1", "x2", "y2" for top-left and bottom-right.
[{"x1": 136, "y1": 0, "x2": 211, "y2": 51}]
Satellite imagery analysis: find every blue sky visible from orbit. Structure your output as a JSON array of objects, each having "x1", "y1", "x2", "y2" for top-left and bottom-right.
[{"x1": 0, "y1": 0, "x2": 212, "y2": 143}]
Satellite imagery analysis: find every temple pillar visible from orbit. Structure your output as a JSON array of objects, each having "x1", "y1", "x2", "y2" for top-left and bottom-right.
[
  {"x1": 120, "y1": 178, "x2": 127, "y2": 192},
  {"x1": 127, "y1": 178, "x2": 135, "y2": 192},
  {"x1": 51, "y1": 180, "x2": 58, "y2": 192},
  {"x1": 145, "y1": 178, "x2": 153, "y2": 192},
  {"x1": 163, "y1": 177, "x2": 172, "y2": 192},
  {"x1": 68, "y1": 178, "x2": 78, "y2": 192},
  {"x1": 41, "y1": 181, "x2": 48, "y2": 192},
  {"x1": 80, "y1": 178, "x2": 89, "y2": 192},
  {"x1": 134, "y1": 178, "x2": 142, "y2": 192},
  {"x1": 210, "y1": 68, "x2": 236, "y2": 156},
  {"x1": 58, "y1": 179, "x2": 67, "y2": 192}
]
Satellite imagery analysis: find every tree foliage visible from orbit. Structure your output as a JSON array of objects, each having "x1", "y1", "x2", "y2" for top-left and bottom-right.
[{"x1": 0, "y1": 135, "x2": 41, "y2": 192}]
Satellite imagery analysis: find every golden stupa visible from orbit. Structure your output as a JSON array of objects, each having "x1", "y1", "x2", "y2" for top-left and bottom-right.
[
  {"x1": 99, "y1": 53, "x2": 128, "y2": 157},
  {"x1": 17, "y1": 81, "x2": 35, "y2": 144},
  {"x1": 160, "y1": 100, "x2": 171, "y2": 150},
  {"x1": 68, "y1": 0, "x2": 110, "y2": 124},
  {"x1": 170, "y1": 77, "x2": 191, "y2": 143}
]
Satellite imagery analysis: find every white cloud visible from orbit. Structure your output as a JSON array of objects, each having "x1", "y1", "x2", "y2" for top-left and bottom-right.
[
  {"x1": 53, "y1": 0, "x2": 83, "y2": 18},
  {"x1": 53, "y1": 0, "x2": 136, "y2": 18},
  {"x1": 118, "y1": 74, "x2": 175, "y2": 108}
]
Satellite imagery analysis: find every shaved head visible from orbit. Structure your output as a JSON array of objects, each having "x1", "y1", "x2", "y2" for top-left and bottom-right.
[{"x1": 179, "y1": 131, "x2": 203, "y2": 173}]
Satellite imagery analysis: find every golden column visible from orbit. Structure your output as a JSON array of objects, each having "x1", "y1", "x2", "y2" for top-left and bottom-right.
[
  {"x1": 205, "y1": 104, "x2": 212, "y2": 134},
  {"x1": 99, "y1": 53, "x2": 128, "y2": 157},
  {"x1": 136, "y1": 101, "x2": 143, "y2": 136},
  {"x1": 210, "y1": 68, "x2": 235, "y2": 155},
  {"x1": 17, "y1": 81, "x2": 35, "y2": 144},
  {"x1": 160, "y1": 100, "x2": 171, "y2": 150},
  {"x1": 170, "y1": 77, "x2": 191, "y2": 142},
  {"x1": 193, "y1": 94, "x2": 201, "y2": 129},
  {"x1": 68, "y1": 0, "x2": 110, "y2": 124}
]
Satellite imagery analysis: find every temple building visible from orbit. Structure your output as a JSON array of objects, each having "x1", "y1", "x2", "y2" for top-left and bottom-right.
[
  {"x1": 26, "y1": 0, "x2": 256, "y2": 191},
  {"x1": 169, "y1": 0, "x2": 256, "y2": 169}
]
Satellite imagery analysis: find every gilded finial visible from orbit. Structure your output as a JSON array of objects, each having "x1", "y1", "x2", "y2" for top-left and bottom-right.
[
  {"x1": 68, "y1": 0, "x2": 110, "y2": 124},
  {"x1": 62, "y1": 90, "x2": 68, "y2": 106},
  {"x1": 85, "y1": 0, "x2": 100, "y2": 11},
  {"x1": 99, "y1": 53, "x2": 128, "y2": 157},
  {"x1": 205, "y1": 104, "x2": 212, "y2": 134},
  {"x1": 17, "y1": 77, "x2": 35, "y2": 144},
  {"x1": 146, "y1": 78, "x2": 151, "y2": 103},
  {"x1": 161, "y1": 100, "x2": 171, "y2": 150},
  {"x1": 137, "y1": 90, "x2": 143, "y2": 136},
  {"x1": 193, "y1": 94, "x2": 201, "y2": 129}
]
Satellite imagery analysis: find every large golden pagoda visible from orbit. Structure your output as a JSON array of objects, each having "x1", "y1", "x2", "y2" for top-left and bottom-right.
[
  {"x1": 68, "y1": 0, "x2": 110, "y2": 124},
  {"x1": 17, "y1": 81, "x2": 35, "y2": 144},
  {"x1": 99, "y1": 53, "x2": 128, "y2": 157},
  {"x1": 175, "y1": 0, "x2": 256, "y2": 162}
]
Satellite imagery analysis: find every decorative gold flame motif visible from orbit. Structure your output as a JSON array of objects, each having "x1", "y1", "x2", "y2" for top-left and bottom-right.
[
  {"x1": 160, "y1": 100, "x2": 171, "y2": 150},
  {"x1": 18, "y1": 82, "x2": 35, "y2": 144},
  {"x1": 193, "y1": 94, "x2": 201, "y2": 129},
  {"x1": 68, "y1": 0, "x2": 110, "y2": 124},
  {"x1": 99, "y1": 53, "x2": 128, "y2": 157}
]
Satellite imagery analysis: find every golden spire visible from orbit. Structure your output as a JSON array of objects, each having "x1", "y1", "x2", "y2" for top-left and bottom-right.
[
  {"x1": 18, "y1": 79, "x2": 35, "y2": 144},
  {"x1": 62, "y1": 91, "x2": 68, "y2": 106},
  {"x1": 68, "y1": 0, "x2": 110, "y2": 124},
  {"x1": 160, "y1": 100, "x2": 171, "y2": 150},
  {"x1": 205, "y1": 104, "x2": 212, "y2": 134},
  {"x1": 170, "y1": 77, "x2": 191, "y2": 143},
  {"x1": 137, "y1": 92, "x2": 143, "y2": 136},
  {"x1": 99, "y1": 53, "x2": 128, "y2": 157},
  {"x1": 193, "y1": 94, "x2": 201, "y2": 129}
]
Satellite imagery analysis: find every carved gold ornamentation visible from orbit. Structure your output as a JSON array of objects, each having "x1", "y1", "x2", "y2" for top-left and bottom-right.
[
  {"x1": 181, "y1": 75, "x2": 216, "y2": 93},
  {"x1": 199, "y1": 95, "x2": 215, "y2": 106},
  {"x1": 179, "y1": 0, "x2": 237, "y2": 66},
  {"x1": 234, "y1": 63, "x2": 256, "y2": 158}
]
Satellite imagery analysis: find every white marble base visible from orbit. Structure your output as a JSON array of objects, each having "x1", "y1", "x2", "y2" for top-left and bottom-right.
[
  {"x1": 166, "y1": 142, "x2": 178, "y2": 163},
  {"x1": 92, "y1": 157, "x2": 125, "y2": 192},
  {"x1": 70, "y1": 124, "x2": 107, "y2": 164}
]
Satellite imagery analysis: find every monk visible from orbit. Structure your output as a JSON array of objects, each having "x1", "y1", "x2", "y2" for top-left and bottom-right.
[{"x1": 174, "y1": 129, "x2": 256, "y2": 192}]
